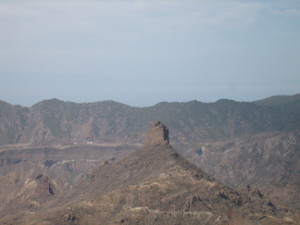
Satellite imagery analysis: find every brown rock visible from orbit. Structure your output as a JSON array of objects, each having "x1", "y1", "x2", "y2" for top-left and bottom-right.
[
  {"x1": 144, "y1": 121, "x2": 169, "y2": 147},
  {"x1": 35, "y1": 174, "x2": 55, "y2": 200}
]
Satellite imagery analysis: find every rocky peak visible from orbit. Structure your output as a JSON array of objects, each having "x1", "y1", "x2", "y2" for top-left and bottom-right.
[
  {"x1": 144, "y1": 121, "x2": 169, "y2": 147},
  {"x1": 35, "y1": 174, "x2": 55, "y2": 200}
]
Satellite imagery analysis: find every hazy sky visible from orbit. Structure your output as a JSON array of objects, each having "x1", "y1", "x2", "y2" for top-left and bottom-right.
[{"x1": 0, "y1": 0, "x2": 299, "y2": 106}]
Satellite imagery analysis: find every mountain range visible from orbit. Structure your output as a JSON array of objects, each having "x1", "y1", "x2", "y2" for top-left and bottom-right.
[
  {"x1": 0, "y1": 93, "x2": 299, "y2": 224},
  {"x1": 1, "y1": 93, "x2": 299, "y2": 146},
  {"x1": 1, "y1": 121, "x2": 299, "y2": 225}
]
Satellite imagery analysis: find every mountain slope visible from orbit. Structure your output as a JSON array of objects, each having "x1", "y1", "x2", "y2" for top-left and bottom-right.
[
  {"x1": 0, "y1": 143, "x2": 138, "y2": 222},
  {"x1": 1, "y1": 95, "x2": 300, "y2": 214},
  {"x1": 10, "y1": 121, "x2": 299, "y2": 225},
  {"x1": 184, "y1": 130, "x2": 300, "y2": 210},
  {"x1": 253, "y1": 93, "x2": 300, "y2": 107},
  {"x1": 1, "y1": 94, "x2": 300, "y2": 146},
  {"x1": 0, "y1": 100, "x2": 28, "y2": 144}
]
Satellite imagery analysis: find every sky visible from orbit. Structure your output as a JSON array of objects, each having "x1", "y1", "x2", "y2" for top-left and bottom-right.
[{"x1": 0, "y1": 0, "x2": 300, "y2": 107}]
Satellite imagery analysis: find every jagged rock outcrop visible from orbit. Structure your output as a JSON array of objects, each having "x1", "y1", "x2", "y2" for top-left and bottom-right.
[
  {"x1": 35, "y1": 174, "x2": 55, "y2": 200},
  {"x1": 144, "y1": 121, "x2": 169, "y2": 147}
]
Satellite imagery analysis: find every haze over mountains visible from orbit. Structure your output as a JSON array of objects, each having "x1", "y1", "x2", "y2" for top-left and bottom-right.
[
  {"x1": 1, "y1": 93, "x2": 300, "y2": 146},
  {"x1": 0, "y1": 93, "x2": 299, "y2": 224}
]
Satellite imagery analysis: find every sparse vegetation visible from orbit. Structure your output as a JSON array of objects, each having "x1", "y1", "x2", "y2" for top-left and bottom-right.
[{"x1": 0, "y1": 95, "x2": 299, "y2": 224}]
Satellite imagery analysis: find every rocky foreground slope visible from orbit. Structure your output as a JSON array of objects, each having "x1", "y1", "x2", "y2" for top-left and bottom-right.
[{"x1": 2, "y1": 121, "x2": 298, "y2": 225}]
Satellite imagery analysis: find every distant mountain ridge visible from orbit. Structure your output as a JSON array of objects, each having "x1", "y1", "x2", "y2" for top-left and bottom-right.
[
  {"x1": 0, "y1": 94, "x2": 300, "y2": 146},
  {"x1": 253, "y1": 93, "x2": 300, "y2": 106}
]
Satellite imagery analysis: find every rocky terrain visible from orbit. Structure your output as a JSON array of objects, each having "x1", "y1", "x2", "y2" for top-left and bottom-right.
[
  {"x1": 0, "y1": 93, "x2": 299, "y2": 146},
  {"x1": 0, "y1": 143, "x2": 138, "y2": 221},
  {"x1": 1, "y1": 121, "x2": 299, "y2": 225},
  {"x1": 184, "y1": 130, "x2": 300, "y2": 210},
  {"x1": 0, "y1": 94, "x2": 299, "y2": 222}
]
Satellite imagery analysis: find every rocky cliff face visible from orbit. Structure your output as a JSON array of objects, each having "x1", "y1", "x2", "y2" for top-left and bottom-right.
[
  {"x1": 144, "y1": 121, "x2": 169, "y2": 147},
  {"x1": 35, "y1": 174, "x2": 55, "y2": 200}
]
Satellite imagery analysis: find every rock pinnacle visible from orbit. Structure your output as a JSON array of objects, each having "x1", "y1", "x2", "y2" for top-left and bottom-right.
[{"x1": 144, "y1": 121, "x2": 170, "y2": 147}]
